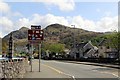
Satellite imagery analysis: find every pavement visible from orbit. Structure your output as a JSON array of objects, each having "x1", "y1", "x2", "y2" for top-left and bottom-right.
[
  {"x1": 24, "y1": 59, "x2": 119, "y2": 80},
  {"x1": 24, "y1": 59, "x2": 69, "y2": 78},
  {"x1": 56, "y1": 60, "x2": 119, "y2": 69}
]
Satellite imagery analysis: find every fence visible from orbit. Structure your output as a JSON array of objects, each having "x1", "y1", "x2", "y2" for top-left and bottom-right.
[{"x1": 0, "y1": 58, "x2": 29, "y2": 78}]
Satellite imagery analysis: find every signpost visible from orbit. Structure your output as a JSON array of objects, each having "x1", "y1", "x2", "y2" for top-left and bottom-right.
[
  {"x1": 28, "y1": 25, "x2": 43, "y2": 72},
  {"x1": 28, "y1": 30, "x2": 43, "y2": 41}
]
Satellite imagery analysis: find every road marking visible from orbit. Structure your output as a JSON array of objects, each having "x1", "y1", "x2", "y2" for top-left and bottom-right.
[
  {"x1": 93, "y1": 70, "x2": 119, "y2": 78},
  {"x1": 42, "y1": 64, "x2": 76, "y2": 80},
  {"x1": 42, "y1": 64, "x2": 63, "y2": 74},
  {"x1": 100, "y1": 72, "x2": 119, "y2": 78}
]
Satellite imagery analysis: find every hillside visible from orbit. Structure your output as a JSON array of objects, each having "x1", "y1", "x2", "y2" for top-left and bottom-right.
[
  {"x1": 44, "y1": 24, "x2": 103, "y2": 48},
  {"x1": 2, "y1": 24, "x2": 103, "y2": 49},
  {"x1": 0, "y1": 38, "x2": 1, "y2": 52},
  {"x1": 3, "y1": 27, "x2": 29, "y2": 41}
]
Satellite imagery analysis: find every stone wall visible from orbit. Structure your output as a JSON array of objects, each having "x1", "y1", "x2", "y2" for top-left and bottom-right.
[{"x1": 0, "y1": 58, "x2": 29, "y2": 78}]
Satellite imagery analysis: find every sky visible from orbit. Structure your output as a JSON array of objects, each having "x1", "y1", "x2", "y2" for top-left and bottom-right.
[{"x1": 0, "y1": 0, "x2": 119, "y2": 38}]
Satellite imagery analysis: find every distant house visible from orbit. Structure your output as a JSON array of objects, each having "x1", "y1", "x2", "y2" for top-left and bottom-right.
[
  {"x1": 98, "y1": 39, "x2": 117, "y2": 58},
  {"x1": 15, "y1": 45, "x2": 28, "y2": 54},
  {"x1": 69, "y1": 41, "x2": 98, "y2": 59}
]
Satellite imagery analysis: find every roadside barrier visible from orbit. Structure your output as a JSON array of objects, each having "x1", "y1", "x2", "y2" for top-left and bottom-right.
[{"x1": 0, "y1": 58, "x2": 29, "y2": 78}]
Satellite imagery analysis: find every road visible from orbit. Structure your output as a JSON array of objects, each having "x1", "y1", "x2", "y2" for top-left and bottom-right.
[{"x1": 24, "y1": 59, "x2": 119, "y2": 80}]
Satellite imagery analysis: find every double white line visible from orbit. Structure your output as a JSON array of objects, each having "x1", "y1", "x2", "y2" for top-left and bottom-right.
[{"x1": 42, "y1": 64, "x2": 76, "y2": 80}]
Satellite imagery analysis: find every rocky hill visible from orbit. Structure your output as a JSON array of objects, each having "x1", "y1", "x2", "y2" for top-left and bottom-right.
[
  {"x1": 2, "y1": 24, "x2": 103, "y2": 49},
  {"x1": 43, "y1": 24, "x2": 103, "y2": 48},
  {"x1": 3, "y1": 27, "x2": 29, "y2": 41},
  {"x1": 0, "y1": 38, "x2": 2, "y2": 52}
]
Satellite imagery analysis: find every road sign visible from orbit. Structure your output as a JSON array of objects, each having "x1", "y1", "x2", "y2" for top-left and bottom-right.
[
  {"x1": 28, "y1": 25, "x2": 44, "y2": 72},
  {"x1": 31, "y1": 25, "x2": 41, "y2": 30},
  {"x1": 28, "y1": 30, "x2": 44, "y2": 41}
]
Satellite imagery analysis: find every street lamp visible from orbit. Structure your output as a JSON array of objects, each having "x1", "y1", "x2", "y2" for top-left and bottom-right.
[{"x1": 71, "y1": 25, "x2": 76, "y2": 49}]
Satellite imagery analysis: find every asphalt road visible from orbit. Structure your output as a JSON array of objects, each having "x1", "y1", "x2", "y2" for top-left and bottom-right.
[{"x1": 25, "y1": 59, "x2": 119, "y2": 80}]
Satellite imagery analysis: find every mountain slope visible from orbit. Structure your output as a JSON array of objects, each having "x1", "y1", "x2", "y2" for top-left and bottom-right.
[
  {"x1": 44, "y1": 24, "x2": 103, "y2": 48},
  {"x1": 3, "y1": 27, "x2": 29, "y2": 41},
  {"x1": 2, "y1": 24, "x2": 103, "y2": 49},
  {"x1": 0, "y1": 38, "x2": 2, "y2": 52}
]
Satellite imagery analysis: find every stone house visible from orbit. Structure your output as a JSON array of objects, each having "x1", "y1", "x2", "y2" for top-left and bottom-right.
[
  {"x1": 69, "y1": 41, "x2": 98, "y2": 59},
  {"x1": 98, "y1": 39, "x2": 117, "y2": 58}
]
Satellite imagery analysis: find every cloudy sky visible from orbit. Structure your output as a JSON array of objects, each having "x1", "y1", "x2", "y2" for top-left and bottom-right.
[{"x1": 0, "y1": 0, "x2": 119, "y2": 38}]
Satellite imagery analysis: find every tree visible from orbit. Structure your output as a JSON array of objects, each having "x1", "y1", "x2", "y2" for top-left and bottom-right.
[
  {"x1": 106, "y1": 32, "x2": 119, "y2": 51},
  {"x1": 49, "y1": 43, "x2": 65, "y2": 53},
  {"x1": 42, "y1": 42, "x2": 65, "y2": 54},
  {"x1": 2, "y1": 41, "x2": 8, "y2": 52}
]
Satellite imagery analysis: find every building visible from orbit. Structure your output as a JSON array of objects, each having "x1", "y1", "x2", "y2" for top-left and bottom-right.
[
  {"x1": 98, "y1": 39, "x2": 117, "y2": 58},
  {"x1": 69, "y1": 41, "x2": 98, "y2": 59}
]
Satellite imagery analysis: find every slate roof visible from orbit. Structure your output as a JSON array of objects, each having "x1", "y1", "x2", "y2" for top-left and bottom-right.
[{"x1": 76, "y1": 42, "x2": 87, "y2": 48}]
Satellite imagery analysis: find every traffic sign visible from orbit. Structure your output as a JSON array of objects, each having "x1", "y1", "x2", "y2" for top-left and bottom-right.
[
  {"x1": 31, "y1": 25, "x2": 41, "y2": 29},
  {"x1": 28, "y1": 30, "x2": 44, "y2": 41},
  {"x1": 28, "y1": 25, "x2": 43, "y2": 72}
]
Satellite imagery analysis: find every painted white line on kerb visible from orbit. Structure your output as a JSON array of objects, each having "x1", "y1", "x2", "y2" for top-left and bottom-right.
[{"x1": 42, "y1": 64, "x2": 76, "y2": 80}]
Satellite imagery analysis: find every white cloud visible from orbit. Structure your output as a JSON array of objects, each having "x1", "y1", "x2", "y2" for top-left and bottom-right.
[
  {"x1": 38, "y1": 14, "x2": 69, "y2": 27},
  {"x1": 12, "y1": 12, "x2": 23, "y2": 17},
  {"x1": 0, "y1": 13, "x2": 118, "y2": 37},
  {"x1": 14, "y1": 14, "x2": 69, "y2": 29},
  {"x1": 0, "y1": 17, "x2": 13, "y2": 30},
  {"x1": 33, "y1": 0, "x2": 75, "y2": 11},
  {"x1": 0, "y1": 17, "x2": 13, "y2": 37},
  {"x1": 71, "y1": 16, "x2": 96, "y2": 31},
  {"x1": 96, "y1": 16, "x2": 118, "y2": 32},
  {"x1": 16, "y1": 14, "x2": 118, "y2": 32},
  {"x1": 15, "y1": 18, "x2": 30, "y2": 29},
  {"x1": 0, "y1": 1, "x2": 10, "y2": 13},
  {"x1": 0, "y1": 1, "x2": 23, "y2": 17}
]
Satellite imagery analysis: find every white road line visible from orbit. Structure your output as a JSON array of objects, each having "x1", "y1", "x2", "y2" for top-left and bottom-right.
[
  {"x1": 42, "y1": 64, "x2": 76, "y2": 80},
  {"x1": 100, "y1": 72, "x2": 119, "y2": 78},
  {"x1": 61, "y1": 72, "x2": 76, "y2": 80},
  {"x1": 93, "y1": 70, "x2": 119, "y2": 78}
]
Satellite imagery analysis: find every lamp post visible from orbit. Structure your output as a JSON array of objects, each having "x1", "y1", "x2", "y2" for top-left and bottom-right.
[
  {"x1": 71, "y1": 25, "x2": 76, "y2": 49},
  {"x1": 71, "y1": 25, "x2": 77, "y2": 59}
]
